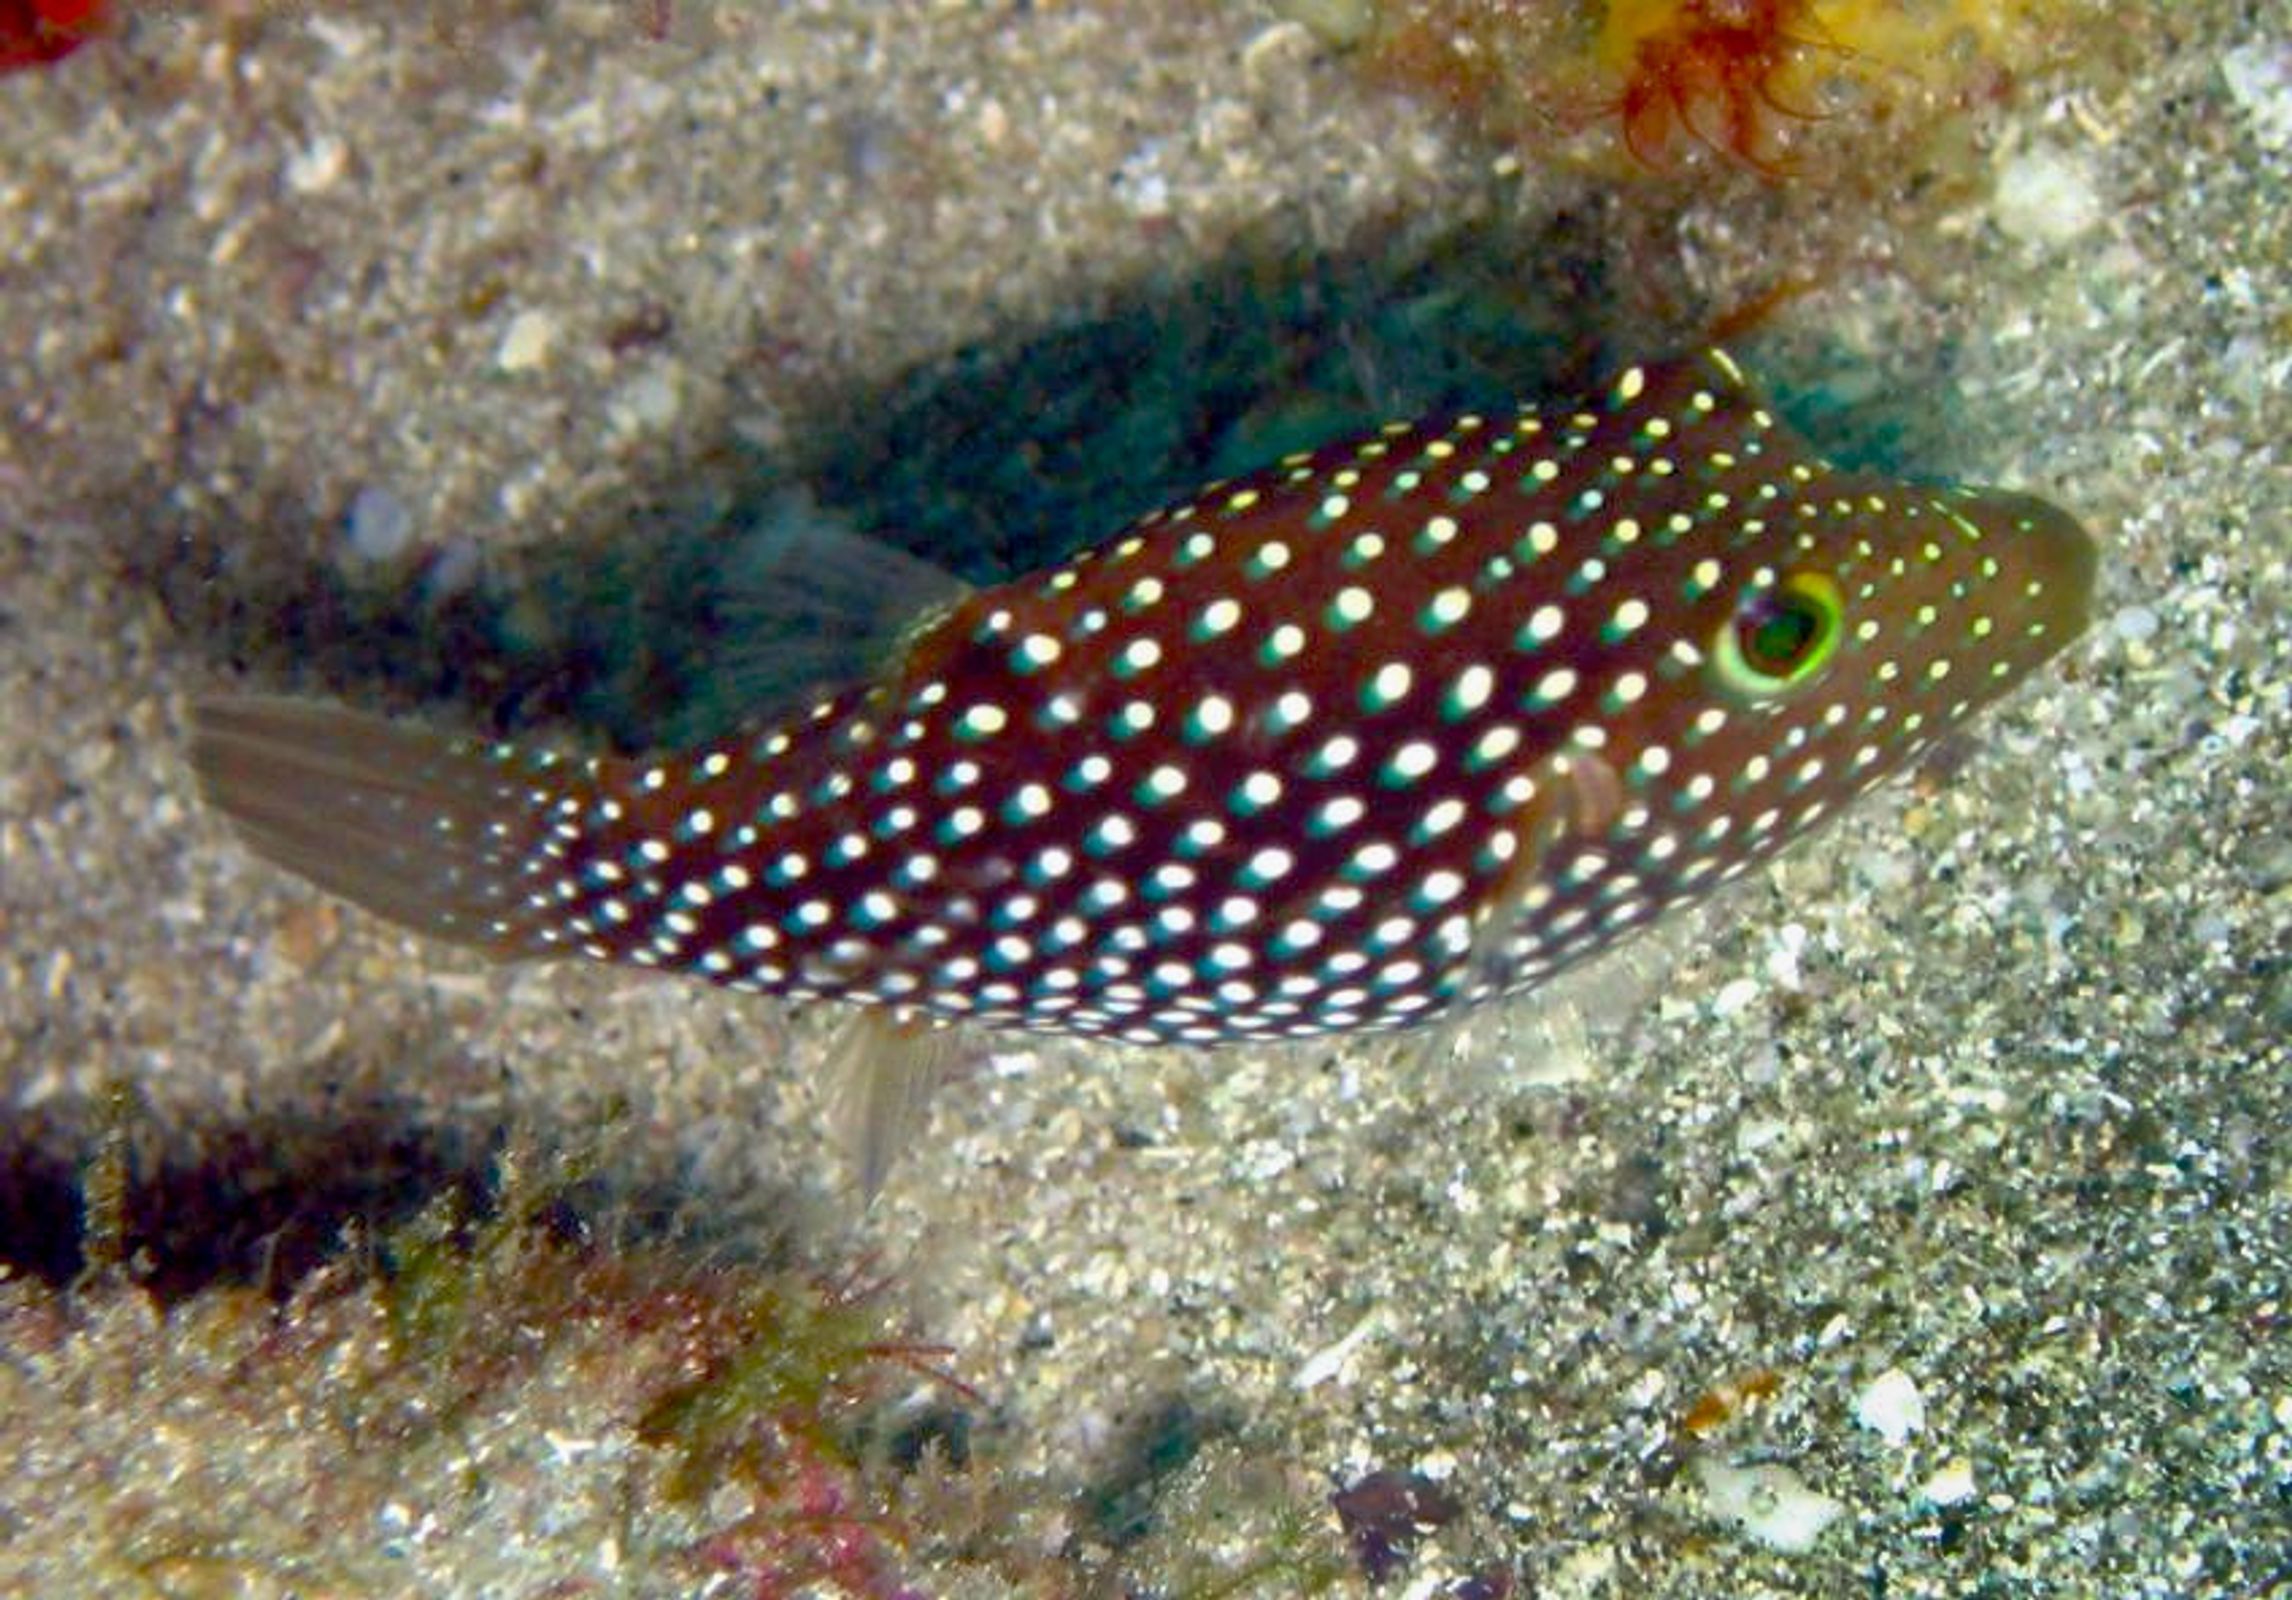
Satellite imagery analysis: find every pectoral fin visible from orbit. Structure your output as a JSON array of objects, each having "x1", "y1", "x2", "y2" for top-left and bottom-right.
[{"x1": 1461, "y1": 749, "x2": 1625, "y2": 985}]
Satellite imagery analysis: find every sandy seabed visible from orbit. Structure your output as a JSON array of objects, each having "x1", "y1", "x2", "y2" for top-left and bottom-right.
[{"x1": 1, "y1": 3, "x2": 2286, "y2": 1594}]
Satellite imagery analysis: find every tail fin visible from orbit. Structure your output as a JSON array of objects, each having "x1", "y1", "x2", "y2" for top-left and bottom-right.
[{"x1": 191, "y1": 697, "x2": 585, "y2": 959}]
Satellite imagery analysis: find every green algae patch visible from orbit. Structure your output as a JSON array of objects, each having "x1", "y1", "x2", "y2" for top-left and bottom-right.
[
  {"x1": 632, "y1": 1262, "x2": 972, "y2": 1507},
  {"x1": 0, "y1": 1142, "x2": 1391, "y2": 1597},
  {"x1": 0, "y1": 1142, "x2": 981, "y2": 1596}
]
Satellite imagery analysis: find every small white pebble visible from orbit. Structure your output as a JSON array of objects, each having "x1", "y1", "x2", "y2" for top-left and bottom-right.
[
  {"x1": 2110, "y1": 604, "x2": 2160, "y2": 643},
  {"x1": 498, "y1": 309, "x2": 557, "y2": 372},
  {"x1": 2222, "y1": 39, "x2": 2292, "y2": 152},
  {"x1": 1113, "y1": 144, "x2": 1171, "y2": 218},
  {"x1": 1765, "y1": 922, "x2": 1808, "y2": 991},
  {"x1": 1920, "y1": 1457, "x2": 1979, "y2": 1507},
  {"x1": 307, "y1": 15, "x2": 371, "y2": 57},
  {"x1": 1854, "y1": 847, "x2": 1915, "y2": 892},
  {"x1": 1734, "y1": 1116, "x2": 1796, "y2": 1156},
  {"x1": 285, "y1": 133, "x2": 347, "y2": 194},
  {"x1": 1270, "y1": 0, "x2": 1375, "y2": 47},
  {"x1": 344, "y1": 484, "x2": 413, "y2": 563},
  {"x1": 1414, "y1": 1447, "x2": 1459, "y2": 1483},
  {"x1": 1853, "y1": 1367, "x2": 1927, "y2": 1448},
  {"x1": 424, "y1": 537, "x2": 483, "y2": 601},
  {"x1": 1993, "y1": 144, "x2": 2104, "y2": 246},
  {"x1": 609, "y1": 368, "x2": 681, "y2": 434},
  {"x1": 1294, "y1": 1308, "x2": 1385, "y2": 1390},
  {"x1": 1694, "y1": 1459, "x2": 1848, "y2": 1553},
  {"x1": 1550, "y1": 1544, "x2": 1620, "y2": 1590},
  {"x1": 1712, "y1": 976, "x2": 1763, "y2": 1019}
]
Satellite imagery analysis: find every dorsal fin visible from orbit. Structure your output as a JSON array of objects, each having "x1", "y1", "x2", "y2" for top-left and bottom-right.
[{"x1": 706, "y1": 493, "x2": 972, "y2": 720}]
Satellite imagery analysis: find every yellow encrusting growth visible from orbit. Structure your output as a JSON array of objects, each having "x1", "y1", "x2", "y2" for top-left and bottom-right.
[
  {"x1": 1340, "y1": 0, "x2": 2106, "y2": 172},
  {"x1": 1593, "y1": 0, "x2": 2075, "y2": 77}
]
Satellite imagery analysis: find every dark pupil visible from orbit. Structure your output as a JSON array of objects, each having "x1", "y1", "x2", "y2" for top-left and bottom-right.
[{"x1": 1744, "y1": 598, "x2": 1819, "y2": 671}]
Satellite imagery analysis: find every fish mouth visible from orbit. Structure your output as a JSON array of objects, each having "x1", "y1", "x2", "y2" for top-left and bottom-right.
[
  {"x1": 2007, "y1": 491, "x2": 2099, "y2": 643},
  {"x1": 1952, "y1": 487, "x2": 2099, "y2": 658}
]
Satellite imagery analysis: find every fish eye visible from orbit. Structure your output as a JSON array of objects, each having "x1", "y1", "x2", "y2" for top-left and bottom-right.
[{"x1": 1712, "y1": 572, "x2": 1842, "y2": 700}]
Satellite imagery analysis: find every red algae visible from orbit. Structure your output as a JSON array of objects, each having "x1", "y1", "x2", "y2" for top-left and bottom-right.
[
  {"x1": 0, "y1": 0, "x2": 105, "y2": 72},
  {"x1": 1335, "y1": 0, "x2": 2108, "y2": 175},
  {"x1": 1601, "y1": 0, "x2": 1839, "y2": 171}
]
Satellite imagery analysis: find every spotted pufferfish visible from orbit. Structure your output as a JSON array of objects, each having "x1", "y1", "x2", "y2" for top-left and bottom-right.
[{"x1": 195, "y1": 349, "x2": 2093, "y2": 1171}]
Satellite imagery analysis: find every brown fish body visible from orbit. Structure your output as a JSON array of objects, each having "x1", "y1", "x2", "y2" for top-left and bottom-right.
[{"x1": 195, "y1": 351, "x2": 2096, "y2": 1050}]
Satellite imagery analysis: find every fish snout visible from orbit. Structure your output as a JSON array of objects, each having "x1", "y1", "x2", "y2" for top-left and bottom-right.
[{"x1": 1999, "y1": 490, "x2": 2098, "y2": 645}]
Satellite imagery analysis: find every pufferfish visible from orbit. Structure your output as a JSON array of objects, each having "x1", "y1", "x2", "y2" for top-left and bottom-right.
[{"x1": 194, "y1": 349, "x2": 2093, "y2": 1168}]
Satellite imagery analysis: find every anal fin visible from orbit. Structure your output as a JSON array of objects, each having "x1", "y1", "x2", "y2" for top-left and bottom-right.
[{"x1": 824, "y1": 1007, "x2": 972, "y2": 1201}]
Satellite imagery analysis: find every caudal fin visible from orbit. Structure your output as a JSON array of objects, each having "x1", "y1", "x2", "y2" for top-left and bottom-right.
[{"x1": 190, "y1": 697, "x2": 586, "y2": 959}]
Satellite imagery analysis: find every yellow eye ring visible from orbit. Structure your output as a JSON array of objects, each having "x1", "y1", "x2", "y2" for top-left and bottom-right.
[{"x1": 1711, "y1": 572, "x2": 1843, "y2": 700}]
